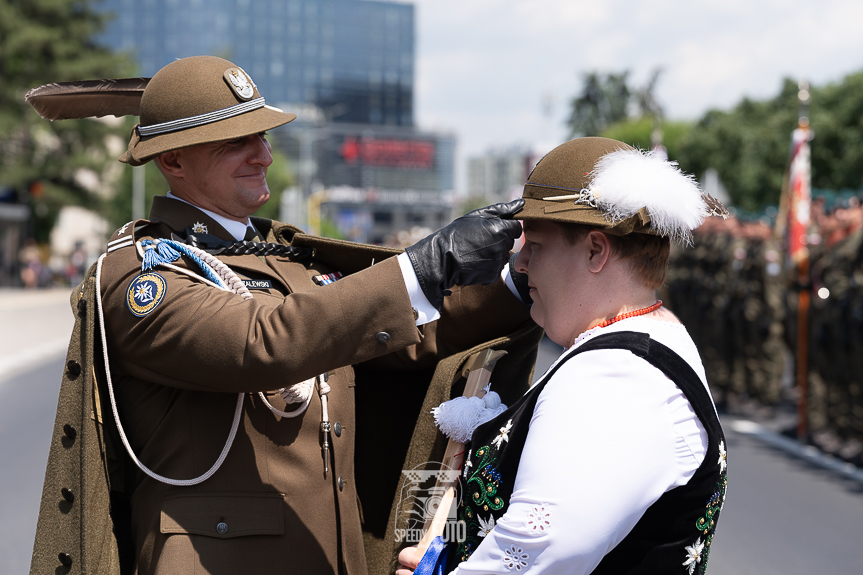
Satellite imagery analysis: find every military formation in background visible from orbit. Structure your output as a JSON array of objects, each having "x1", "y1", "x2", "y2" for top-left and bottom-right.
[{"x1": 666, "y1": 199, "x2": 863, "y2": 466}]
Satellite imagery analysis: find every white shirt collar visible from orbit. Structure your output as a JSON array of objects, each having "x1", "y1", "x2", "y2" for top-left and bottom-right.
[{"x1": 166, "y1": 191, "x2": 255, "y2": 242}]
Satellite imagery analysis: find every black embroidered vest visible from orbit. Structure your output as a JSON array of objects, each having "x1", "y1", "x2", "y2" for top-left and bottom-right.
[{"x1": 446, "y1": 332, "x2": 727, "y2": 574}]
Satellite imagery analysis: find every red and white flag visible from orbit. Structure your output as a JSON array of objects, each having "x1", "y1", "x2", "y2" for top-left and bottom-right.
[{"x1": 787, "y1": 126, "x2": 812, "y2": 262}]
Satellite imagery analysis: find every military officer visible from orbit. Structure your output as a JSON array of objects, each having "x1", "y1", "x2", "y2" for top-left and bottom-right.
[{"x1": 30, "y1": 56, "x2": 538, "y2": 575}]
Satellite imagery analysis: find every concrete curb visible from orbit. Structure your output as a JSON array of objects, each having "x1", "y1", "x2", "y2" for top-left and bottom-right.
[{"x1": 730, "y1": 419, "x2": 863, "y2": 485}]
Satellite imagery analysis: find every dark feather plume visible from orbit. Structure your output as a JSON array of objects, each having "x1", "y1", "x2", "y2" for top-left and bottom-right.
[
  {"x1": 25, "y1": 78, "x2": 150, "y2": 120},
  {"x1": 703, "y1": 193, "x2": 730, "y2": 219}
]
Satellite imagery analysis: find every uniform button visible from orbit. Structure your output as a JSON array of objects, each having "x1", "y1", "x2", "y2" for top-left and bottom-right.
[
  {"x1": 333, "y1": 422, "x2": 342, "y2": 437},
  {"x1": 216, "y1": 522, "x2": 228, "y2": 534},
  {"x1": 375, "y1": 331, "x2": 391, "y2": 343},
  {"x1": 61, "y1": 488, "x2": 74, "y2": 503},
  {"x1": 338, "y1": 476, "x2": 345, "y2": 491},
  {"x1": 63, "y1": 424, "x2": 77, "y2": 440},
  {"x1": 66, "y1": 360, "x2": 81, "y2": 378},
  {"x1": 58, "y1": 552, "x2": 73, "y2": 566}
]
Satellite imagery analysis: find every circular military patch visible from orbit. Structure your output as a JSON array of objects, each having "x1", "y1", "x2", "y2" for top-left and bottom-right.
[{"x1": 126, "y1": 272, "x2": 167, "y2": 317}]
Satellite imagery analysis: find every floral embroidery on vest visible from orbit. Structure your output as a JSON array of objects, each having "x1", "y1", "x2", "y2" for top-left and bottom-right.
[
  {"x1": 684, "y1": 446, "x2": 728, "y2": 574},
  {"x1": 455, "y1": 443, "x2": 508, "y2": 562},
  {"x1": 477, "y1": 515, "x2": 495, "y2": 538}
]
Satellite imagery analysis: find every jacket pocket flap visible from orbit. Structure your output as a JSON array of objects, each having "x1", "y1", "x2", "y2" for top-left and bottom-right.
[{"x1": 161, "y1": 492, "x2": 284, "y2": 538}]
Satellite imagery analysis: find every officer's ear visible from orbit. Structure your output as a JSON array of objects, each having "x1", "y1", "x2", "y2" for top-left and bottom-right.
[{"x1": 155, "y1": 150, "x2": 184, "y2": 178}]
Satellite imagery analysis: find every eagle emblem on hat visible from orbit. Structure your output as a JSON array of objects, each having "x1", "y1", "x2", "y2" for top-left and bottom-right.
[
  {"x1": 191, "y1": 221, "x2": 208, "y2": 234},
  {"x1": 224, "y1": 68, "x2": 255, "y2": 100}
]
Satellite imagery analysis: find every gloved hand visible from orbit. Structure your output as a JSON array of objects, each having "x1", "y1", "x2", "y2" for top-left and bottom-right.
[
  {"x1": 508, "y1": 252, "x2": 532, "y2": 306},
  {"x1": 405, "y1": 199, "x2": 524, "y2": 310}
]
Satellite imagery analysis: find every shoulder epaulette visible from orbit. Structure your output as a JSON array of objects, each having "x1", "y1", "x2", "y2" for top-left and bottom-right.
[{"x1": 106, "y1": 219, "x2": 154, "y2": 254}]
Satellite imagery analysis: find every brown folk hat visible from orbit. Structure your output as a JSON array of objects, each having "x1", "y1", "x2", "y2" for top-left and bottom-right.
[
  {"x1": 120, "y1": 56, "x2": 296, "y2": 166},
  {"x1": 516, "y1": 137, "x2": 727, "y2": 242}
]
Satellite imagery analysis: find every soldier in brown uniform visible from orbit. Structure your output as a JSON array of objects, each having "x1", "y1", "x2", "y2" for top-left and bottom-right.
[{"x1": 29, "y1": 56, "x2": 540, "y2": 575}]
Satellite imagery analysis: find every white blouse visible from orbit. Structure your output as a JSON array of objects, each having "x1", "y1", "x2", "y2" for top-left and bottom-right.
[{"x1": 452, "y1": 315, "x2": 712, "y2": 574}]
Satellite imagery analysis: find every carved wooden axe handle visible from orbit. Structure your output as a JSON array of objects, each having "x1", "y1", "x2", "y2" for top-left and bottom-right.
[{"x1": 414, "y1": 348, "x2": 507, "y2": 558}]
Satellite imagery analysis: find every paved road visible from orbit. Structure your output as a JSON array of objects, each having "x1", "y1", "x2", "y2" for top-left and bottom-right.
[
  {"x1": 2, "y1": 299, "x2": 863, "y2": 573},
  {"x1": 0, "y1": 289, "x2": 74, "y2": 574}
]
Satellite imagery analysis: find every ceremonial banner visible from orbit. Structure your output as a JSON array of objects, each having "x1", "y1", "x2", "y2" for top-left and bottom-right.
[{"x1": 787, "y1": 126, "x2": 812, "y2": 262}]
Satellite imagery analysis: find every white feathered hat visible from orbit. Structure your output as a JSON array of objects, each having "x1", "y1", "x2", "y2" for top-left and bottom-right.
[{"x1": 515, "y1": 137, "x2": 727, "y2": 243}]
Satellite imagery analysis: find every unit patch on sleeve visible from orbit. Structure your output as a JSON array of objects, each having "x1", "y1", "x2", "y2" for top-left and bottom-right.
[
  {"x1": 312, "y1": 271, "x2": 343, "y2": 286},
  {"x1": 126, "y1": 272, "x2": 168, "y2": 317}
]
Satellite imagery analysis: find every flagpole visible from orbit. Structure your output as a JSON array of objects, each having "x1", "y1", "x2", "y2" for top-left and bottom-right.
[{"x1": 791, "y1": 81, "x2": 812, "y2": 442}]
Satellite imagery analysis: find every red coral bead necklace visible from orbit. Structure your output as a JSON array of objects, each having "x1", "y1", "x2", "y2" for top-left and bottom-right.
[{"x1": 595, "y1": 300, "x2": 663, "y2": 329}]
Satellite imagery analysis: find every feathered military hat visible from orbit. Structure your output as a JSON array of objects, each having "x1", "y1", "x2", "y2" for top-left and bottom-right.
[
  {"x1": 25, "y1": 56, "x2": 296, "y2": 166},
  {"x1": 516, "y1": 137, "x2": 727, "y2": 243}
]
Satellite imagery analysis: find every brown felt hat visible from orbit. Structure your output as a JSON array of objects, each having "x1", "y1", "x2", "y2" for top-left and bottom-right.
[
  {"x1": 515, "y1": 137, "x2": 655, "y2": 236},
  {"x1": 516, "y1": 137, "x2": 729, "y2": 240},
  {"x1": 120, "y1": 56, "x2": 296, "y2": 165}
]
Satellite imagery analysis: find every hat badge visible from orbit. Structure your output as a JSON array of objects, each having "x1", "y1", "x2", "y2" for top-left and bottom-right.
[{"x1": 224, "y1": 68, "x2": 255, "y2": 101}]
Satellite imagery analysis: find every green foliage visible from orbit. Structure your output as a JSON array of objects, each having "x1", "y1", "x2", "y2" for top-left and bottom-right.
[
  {"x1": 568, "y1": 72, "x2": 632, "y2": 137},
  {"x1": 601, "y1": 117, "x2": 693, "y2": 160},
  {"x1": 674, "y1": 79, "x2": 799, "y2": 212},
  {"x1": 673, "y1": 72, "x2": 863, "y2": 211},
  {"x1": 0, "y1": 0, "x2": 134, "y2": 241},
  {"x1": 808, "y1": 72, "x2": 863, "y2": 191}
]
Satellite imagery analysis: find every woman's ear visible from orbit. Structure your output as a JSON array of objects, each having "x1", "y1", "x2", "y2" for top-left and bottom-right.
[{"x1": 586, "y1": 230, "x2": 611, "y2": 273}]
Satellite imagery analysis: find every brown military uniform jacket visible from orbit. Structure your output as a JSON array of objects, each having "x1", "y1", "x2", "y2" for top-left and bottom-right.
[{"x1": 30, "y1": 196, "x2": 542, "y2": 575}]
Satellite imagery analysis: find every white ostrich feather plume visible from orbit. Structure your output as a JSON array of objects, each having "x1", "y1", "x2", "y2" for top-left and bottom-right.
[{"x1": 586, "y1": 149, "x2": 708, "y2": 243}]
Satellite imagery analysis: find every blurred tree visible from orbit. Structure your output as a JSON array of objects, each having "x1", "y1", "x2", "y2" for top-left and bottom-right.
[
  {"x1": 0, "y1": 0, "x2": 133, "y2": 241},
  {"x1": 570, "y1": 69, "x2": 863, "y2": 212},
  {"x1": 675, "y1": 79, "x2": 802, "y2": 212},
  {"x1": 601, "y1": 117, "x2": 693, "y2": 160},
  {"x1": 808, "y1": 71, "x2": 863, "y2": 192},
  {"x1": 568, "y1": 68, "x2": 668, "y2": 142},
  {"x1": 568, "y1": 72, "x2": 632, "y2": 137}
]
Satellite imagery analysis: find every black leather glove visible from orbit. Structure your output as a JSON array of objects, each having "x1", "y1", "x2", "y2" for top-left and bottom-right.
[
  {"x1": 508, "y1": 252, "x2": 532, "y2": 306},
  {"x1": 405, "y1": 199, "x2": 524, "y2": 310}
]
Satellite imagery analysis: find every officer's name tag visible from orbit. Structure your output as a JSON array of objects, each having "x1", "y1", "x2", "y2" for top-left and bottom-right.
[{"x1": 242, "y1": 279, "x2": 273, "y2": 290}]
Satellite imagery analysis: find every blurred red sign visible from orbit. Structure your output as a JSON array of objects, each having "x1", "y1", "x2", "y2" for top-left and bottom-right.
[{"x1": 340, "y1": 136, "x2": 435, "y2": 169}]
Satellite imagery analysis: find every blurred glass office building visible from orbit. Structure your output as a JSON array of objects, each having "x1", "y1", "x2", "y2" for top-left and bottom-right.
[
  {"x1": 97, "y1": 0, "x2": 455, "y2": 243},
  {"x1": 99, "y1": 0, "x2": 414, "y2": 126}
]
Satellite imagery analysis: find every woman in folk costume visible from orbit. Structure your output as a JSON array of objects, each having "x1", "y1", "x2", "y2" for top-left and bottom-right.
[{"x1": 399, "y1": 137, "x2": 729, "y2": 574}]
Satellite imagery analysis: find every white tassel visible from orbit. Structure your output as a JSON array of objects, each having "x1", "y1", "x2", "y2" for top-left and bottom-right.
[
  {"x1": 432, "y1": 386, "x2": 508, "y2": 443},
  {"x1": 483, "y1": 391, "x2": 502, "y2": 410}
]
